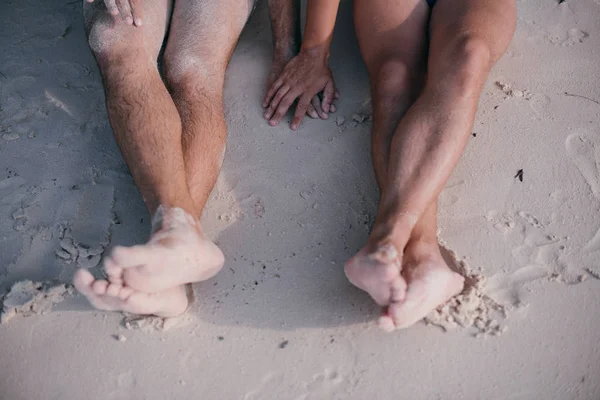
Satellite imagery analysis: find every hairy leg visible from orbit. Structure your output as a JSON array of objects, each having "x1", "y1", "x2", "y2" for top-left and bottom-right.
[
  {"x1": 163, "y1": 0, "x2": 256, "y2": 212},
  {"x1": 266, "y1": 0, "x2": 301, "y2": 87},
  {"x1": 74, "y1": 0, "x2": 228, "y2": 316},
  {"x1": 97, "y1": 0, "x2": 259, "y2": 304},
  {"x1": 349, "y1": 0, "x2": 517, "y2": 330}
]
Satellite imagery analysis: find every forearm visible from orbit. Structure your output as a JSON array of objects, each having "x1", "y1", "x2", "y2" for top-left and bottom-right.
[
  {"x1": 300, "y1": 0, "x2": 340, "y2": 60},
  {"x1": 267, "y1": 0, "x2": 301, "y2": 61}
]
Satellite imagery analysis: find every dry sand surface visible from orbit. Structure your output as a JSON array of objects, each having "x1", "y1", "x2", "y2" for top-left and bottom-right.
[{"x1": 1, "y1": 0, "x2": 600, "y2": 398}]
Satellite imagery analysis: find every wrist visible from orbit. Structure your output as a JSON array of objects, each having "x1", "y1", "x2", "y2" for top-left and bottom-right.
[
  {"x1": 299, "y1": 44, "x2": 330, "y2": 63},
  {"x1": 273, "y1": 41, "x2": 299, "y2": 63}
]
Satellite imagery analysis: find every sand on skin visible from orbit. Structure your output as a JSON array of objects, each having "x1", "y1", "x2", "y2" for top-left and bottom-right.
[{"x1": 0, "y1": 0, "x2": 599, "y2": 399}]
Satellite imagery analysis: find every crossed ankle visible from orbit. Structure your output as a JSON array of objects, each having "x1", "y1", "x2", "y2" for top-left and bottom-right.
[
  {"x1": 151, "y1": 205, "x2": 199, "y2": 234},
  {"x1": 369, "y1": 213, "x2": 418, "y2": 252}
]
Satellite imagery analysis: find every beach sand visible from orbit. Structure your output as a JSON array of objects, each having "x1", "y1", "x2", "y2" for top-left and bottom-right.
[{"x1": 1, "y1": 0, "x2": 599, "y2": 398}]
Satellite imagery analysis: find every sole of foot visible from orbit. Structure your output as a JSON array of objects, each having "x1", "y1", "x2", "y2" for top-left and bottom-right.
[
  {"x1": 73, "y1": 268, "x2": 188, "y2": 318},
  {"x1": 344, "y1": 242, "x2": 408, "y2": 307},
  {"x1": 377, "y1": 241, "x2": 464, "y2": 332},
  {"x1": 103, "y1": 207, "x2": 225, "y2": 293}
]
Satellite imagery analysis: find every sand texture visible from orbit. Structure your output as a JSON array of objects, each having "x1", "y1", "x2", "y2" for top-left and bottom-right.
[{"x1": 1, "y1": 0, "x2": 599, "y2": 399}]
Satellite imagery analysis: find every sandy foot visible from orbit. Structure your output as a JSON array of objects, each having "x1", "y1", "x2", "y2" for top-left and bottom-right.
[
  {"x1": 346, "y1": 241, "x2": 464, "y2": 331},
  {"x1": 73, "y1": 269, "x2": 188, "y2": 317},
  {"x1": 377, "y1": 242, "x2": 465, "y2": 332},
  {"x1": 344, "y1": 243, "x2": 408, "y2": 306},
  {"x1": 103, "y1": 207, "x2": 225, "y2": 293}
]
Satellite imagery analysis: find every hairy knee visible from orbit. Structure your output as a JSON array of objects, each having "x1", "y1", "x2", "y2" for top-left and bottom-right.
[
  {"x1": 88, "y1": 16, "x2": 130, "y2": 55},
  {"x1": 372, "y1": 59, "x2": 421, "y2": 106},
  {"x1": 163, "y1": 53, "x2": 224, "y2": 95}
]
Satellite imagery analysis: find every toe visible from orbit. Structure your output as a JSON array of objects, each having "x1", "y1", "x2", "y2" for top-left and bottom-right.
[
  {"x1": 104, "y1": 257, "x2": 123, "y2": 278},
  {"x1": 106, "y1": 283, "x2": 122, "y2": 297},
  {"x1": 92, "y1": 280, "x2": 109, "y2": 295},
  {"x1": 390, "y1": 278, "x2": 407, "y2": 303},
  {"x1": 118, "y1": 287, "x2": 134, "y2": 300},
  {"x1": 73, "y1": 269, "x2": 95, "y2": 295},
  {"x1": 377, "y1": 313, "x2": 397, "y2": 333}
]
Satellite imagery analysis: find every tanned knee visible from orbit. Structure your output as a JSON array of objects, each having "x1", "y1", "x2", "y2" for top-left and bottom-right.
[
  {"x1": 441, "y1": 35, "x2": 493, "y2": 97},
  {"x1": 371, "y1": 59, "x2": 422, "y2": 110}
]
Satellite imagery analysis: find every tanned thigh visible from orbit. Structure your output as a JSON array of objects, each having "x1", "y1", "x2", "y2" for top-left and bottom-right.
[
  {"x1": 353, "y1": 0, "x2": 430, "y2": 78},
  {"x1": 163, "y1": 0, "x2": 258, "y2": 83},
  {"x1": 83, "y1": 0, "x2": 172, "y2": 61},
  {"x1": 428, "y1": 0, "x2": 517, "y2": 73}
]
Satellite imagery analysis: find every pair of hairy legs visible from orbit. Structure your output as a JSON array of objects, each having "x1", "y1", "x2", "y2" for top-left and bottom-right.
[
  {"x1": 345, "y1": 0, "x2": 516, "y2": 330},
  {"x1": 74, "y1": 0, "x2": 258, "y2": 317}
]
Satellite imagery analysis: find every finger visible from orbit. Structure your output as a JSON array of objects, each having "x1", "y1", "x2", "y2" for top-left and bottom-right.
[
  {"x1": 291, "y1": 94, "x2": 312, "y2": 130},
  {"x1": 311, "y1": 96, "x2": 328, "y2": 120},
  {"x1": 105, "y1": 0, "x2": 119, "y2": 15},
  {"x1": 129, "y1": 0, "x2": 143, "y2": 26},
  {"x1": 116, "y1": 0, "x2": 133, "y2": 24},
  {"x1": 264, "y1": 85, "x2": 290, "y2": 120},
  {"x1": 321, "y1": 80, "x2": 335, "y2": 113},
  {"x1": 263, "y1": 78, "x2": 285, "y2": 108},
  {"x1": 335, "y1": 90, "x2": 340, "y2": 99},
  {"x1": 307, "y1": 103, "x2": 319, "y2": 119},
  {"x1": 269, "y1": 91, "x2": 300, "y2": 126}
]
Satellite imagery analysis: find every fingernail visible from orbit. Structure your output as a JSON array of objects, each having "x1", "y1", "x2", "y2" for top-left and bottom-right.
[
  {"x1": 135, "y1": 18, "x2": 142, "y2": 26},
  {"x1": 126, "y1": 17, "x2": 133, "y2": 25},
  {"x1": 269, "y1": 120, "x2": 277, "y2": 126},
  {"x1": 264, "y1": 112, "x2": 270, "y2": 119},
  {"x1": 323, "y1": 113, "x2": 329, "y2": 119},
  {"x1": 291, "y1": 124, "x2": 297, "y2": 130}
]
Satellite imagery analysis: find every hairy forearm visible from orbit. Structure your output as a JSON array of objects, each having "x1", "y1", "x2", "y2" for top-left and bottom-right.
[
  {"x1": 267, "y1": 0, "x2": 301, "y2": 61},
  {"x1": 301, "y1": 0, "x2": 340, "y2": 60}
]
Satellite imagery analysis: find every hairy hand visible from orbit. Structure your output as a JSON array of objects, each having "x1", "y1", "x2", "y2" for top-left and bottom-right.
[
  {"x1": 88, "y1": 0, "x2": 143, "y2": 27},
  {"x1": 263, "y1": 50, "x2": 339, "y2": 130}
]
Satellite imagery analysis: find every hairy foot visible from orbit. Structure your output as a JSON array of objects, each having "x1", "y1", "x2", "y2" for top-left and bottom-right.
[
  {"x1": 344, "y1": 243, "x2": 408, "y2": 307},
  {"x1": 377, "y1": 241, "x2": 464, "y2": 332},
  {"x1": 103, "y1": 206, "x2": 224, "y2": 293},
  {"x1": 73, "y1": 269, "x2": 188, "y2": 317}
]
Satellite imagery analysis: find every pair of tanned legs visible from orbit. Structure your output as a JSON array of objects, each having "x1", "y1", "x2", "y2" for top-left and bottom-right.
[{"x1": 74, "y1": 0, "x2": 516, "y2": 330}]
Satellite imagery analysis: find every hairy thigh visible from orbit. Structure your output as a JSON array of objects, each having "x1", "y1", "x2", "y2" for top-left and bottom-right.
[
  {"x1": 353, "y1": 0, "x2": 430, "y2": 75},
  {"x1": 83, "y1": 0, "x2": 172, "y2": 60},
  {"x1": 163, "y1": 0, "x2": 257, "y2": 84}
]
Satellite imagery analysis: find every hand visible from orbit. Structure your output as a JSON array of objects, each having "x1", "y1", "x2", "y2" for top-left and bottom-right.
[
  {"x1": 88, "y1": 0, "x2": 143, "y2": 27},
  {"x1": 263, "y1": 49, "x2": 339, "y2": 131}
]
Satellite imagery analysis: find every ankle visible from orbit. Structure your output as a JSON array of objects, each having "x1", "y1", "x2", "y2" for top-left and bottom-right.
[
  {"x1": 368, "y1": 215, "x2": 416, "y2": 254},
  {"x1": 151, "y1": 205, "x2": 198, "y2": 234}
]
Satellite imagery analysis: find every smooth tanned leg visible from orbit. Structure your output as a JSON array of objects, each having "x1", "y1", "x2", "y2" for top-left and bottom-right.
[{"x1": 346, "y1": 0, "x2": 516, "y2": 330}]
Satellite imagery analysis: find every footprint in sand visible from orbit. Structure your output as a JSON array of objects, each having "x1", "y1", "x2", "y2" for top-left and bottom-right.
[
  {"x1": 295, "y1": 369, "x2": 344, "y2": 400},
  {"x1": 566, "y1": 134, "x2": 600, "y2": 198},
  {"x1": 545, "y1": 28, "x2": 589, "y2": 47}
]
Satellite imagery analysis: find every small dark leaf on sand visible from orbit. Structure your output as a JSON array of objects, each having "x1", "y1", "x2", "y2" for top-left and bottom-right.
[
  {"x1": 279, "y1": 340, "x2": 289, "y2": 349},
  {"x1": 60, "y1": 25, "x2": 72, "y2": 38},
  {"x1": 515, "y1": 169, "x2": 524, "y2": 182},
  {"x1": 472, "y1": 133, "x2": 477, "y2": 137}
]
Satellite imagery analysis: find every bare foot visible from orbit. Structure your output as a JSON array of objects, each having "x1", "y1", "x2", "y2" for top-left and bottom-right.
[
  {"x1": 377, "y1": 241, "x2": 465, "y2": 332},
  {"x1": 344, "y1": 243, "x2": 408, "y2": 307},
  {"x1": 103, "y1": 206, "x2": 224, "y2": 293},
  {"x1": 73, "y1": 268, "x2": 188, "y2": 317}
]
